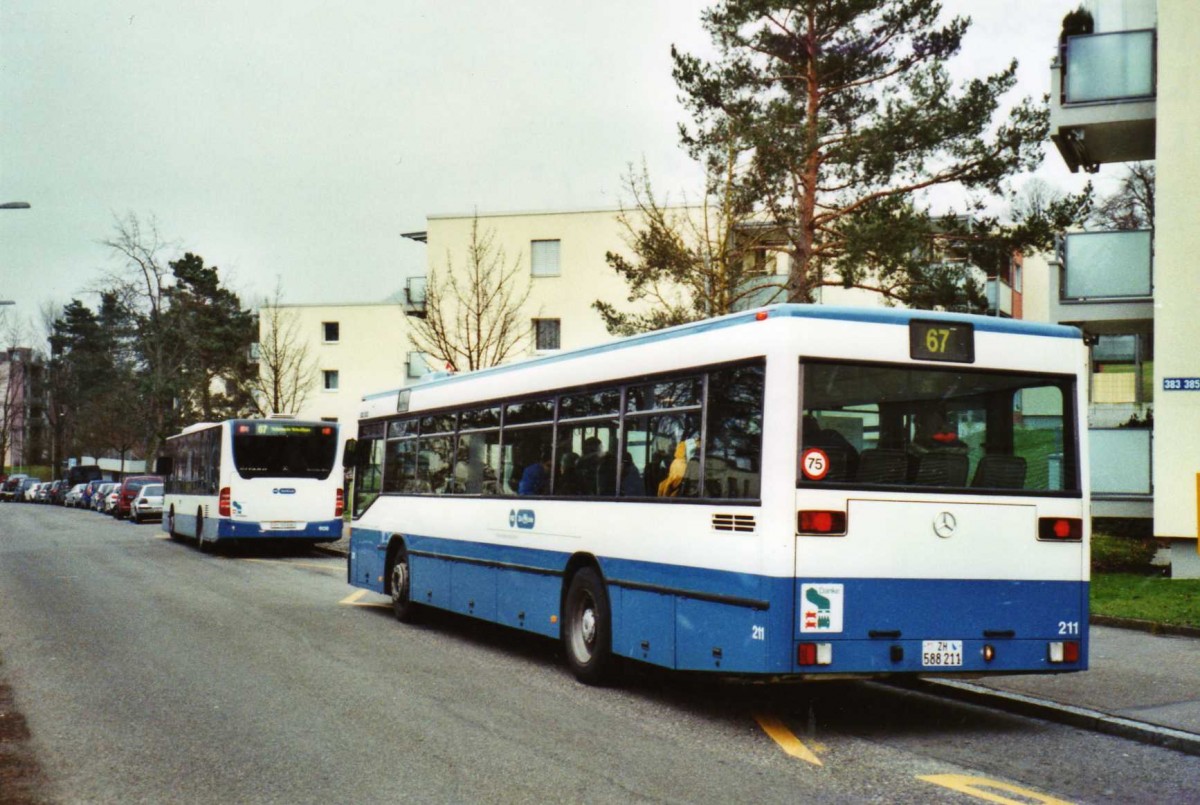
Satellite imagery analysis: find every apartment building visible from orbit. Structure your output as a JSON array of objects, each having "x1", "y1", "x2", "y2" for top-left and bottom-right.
[
  {"x1": 1047, "y1": 0, "x2": 1200, "y2": 575},
  {"x1": 256, "y1": 301, "x2": 412, "y2": 434},
  {"x1": 0, "y1": 347, "x2": 47, "y2": 471}
]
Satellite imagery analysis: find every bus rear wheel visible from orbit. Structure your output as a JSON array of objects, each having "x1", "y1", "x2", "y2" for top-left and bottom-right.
[
  {"x1": 389, "y1": 545, "x2": 419, "y2": 623},
  {"x1": 563, "y1": 567, "x2": 615, "y2": 685}
]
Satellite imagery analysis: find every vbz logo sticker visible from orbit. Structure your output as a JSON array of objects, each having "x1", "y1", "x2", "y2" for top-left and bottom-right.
[{"x1": 509, "y1": 509, "x2": 536, "y2": 529}]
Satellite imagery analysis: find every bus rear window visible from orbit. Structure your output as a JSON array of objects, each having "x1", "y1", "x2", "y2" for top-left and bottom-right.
[
  {"x1": 799, "y1": 361, "x2": 1078, "y2": 494},
  {"x1": 232, "y1": 422, "x2": 338, "y2": 480}
]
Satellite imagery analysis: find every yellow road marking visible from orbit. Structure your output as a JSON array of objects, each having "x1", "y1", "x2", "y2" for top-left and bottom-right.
[
  {"x1": 339, "y1": 589, "x2": 391, "y2": 609},
  {"x1": 919, "y1": 774, "x2": 1074, "y2": 805},
  {"x1": 754, "y1": 713, "x2": 823, "y2": 766}
]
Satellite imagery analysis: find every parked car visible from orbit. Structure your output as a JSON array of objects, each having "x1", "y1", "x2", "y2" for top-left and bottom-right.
[
  {"x1": 0, "y1": 474, "x2": 28, "y2": 501},
  {"x1": 113, "y1": 475, "x2": 162, "y2": 520},
  {"x1": 23, "y1": 480, "x2": 43, "y2": 502},
  {"x1": 48, "y1": 480, "x2": 68, "y2": 505},
  {"x1": 93, "y1": 483, "x2": 117, "y2": 512},
  {"x1": 81, "y1": 480, "x2": 104, "y2": 509},
  {"x1": 36, "y1": 481, "x2": 55, "y2": 503},
  {"x1": 131, "y1": 483, "x2": 164, "y2": 523},
  {"x1": 103, "y1": 487, "x2": 120, "y2": 514},
  {"x1": 64, "y1": 483, "x2": 87, "y2": 508}
]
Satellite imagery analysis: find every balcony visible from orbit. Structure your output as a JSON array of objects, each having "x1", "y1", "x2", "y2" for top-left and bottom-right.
[
  {"x1": 1089, "y1": 426, "x2": 1152, "y2": 518},
  {"x1": 1050, "y1": 29, "x2": 1156, "y2": 172},
  {"x1": 986, "y1": 277, "x2": 1013, "y2": 317},
  {"x1": 1049, "y1": 230, "x2": 1153, "y2": 330},
  {"x1": 402, "y1": 275, "x2": 427, "y2": 317}
]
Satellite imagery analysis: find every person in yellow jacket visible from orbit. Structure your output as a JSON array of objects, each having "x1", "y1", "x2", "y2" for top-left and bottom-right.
[{"x1": 657, "y1": 441, "x2": 689, "y2": 497}]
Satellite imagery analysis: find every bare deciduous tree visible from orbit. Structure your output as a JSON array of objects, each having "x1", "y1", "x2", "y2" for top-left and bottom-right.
[
  {"x1": 594, "y1": 157, "x2": 780, "y2": 336},
  {"x1": 101, "y1": 212, "x2": 184, "y2": 460},
  {"x1": 252, "y1": 279, "x2": 316, "y2": 416},
  {"x1": 408, "y1": 216, "x2": 532, "y2": 372},
  {"x1": 1091, "y1": 162, "x2": 1154, "y2": 231}
]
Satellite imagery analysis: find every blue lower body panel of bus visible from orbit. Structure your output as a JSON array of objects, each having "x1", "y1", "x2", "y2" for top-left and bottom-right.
[
  {"x1": 348, "y1": 528, "x2": 1087, "y2": 677},
  {"x1": 169, "y1": 511, "x2": 343, "y2": 542},
  {"x1": 217, "y1": 518, "x2": 343, "y2": 541}
]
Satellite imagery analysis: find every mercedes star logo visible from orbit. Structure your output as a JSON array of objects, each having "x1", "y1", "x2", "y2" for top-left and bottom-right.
[{"x1": 933, "y1": 511, "x2": 957, "y2": 539}]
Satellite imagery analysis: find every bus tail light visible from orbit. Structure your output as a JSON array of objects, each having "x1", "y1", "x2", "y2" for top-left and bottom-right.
[
  {"x1": 797, "y1": 642, "x2": 833, "y2": 666},
  {"x1": 1049, "y1": 641, "x2": 1080, "y2": 663},
  {"x1": 798, "y1": 510, "x2": 847, "y2": 535},
  {"x1": 335, "y1": 488, "x2": 344, "y2": 518},
  {"x1": 218, "y1": 487, "x2": 231, "y2": 517},
  {"x1": 1038, "y1": 517, "x2": 1082, "y2": 541}
]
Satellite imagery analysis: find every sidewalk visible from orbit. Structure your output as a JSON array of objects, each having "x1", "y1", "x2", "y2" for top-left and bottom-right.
[{"x1": 919, "y1": 624, "x2": 1200, "y2": 755}]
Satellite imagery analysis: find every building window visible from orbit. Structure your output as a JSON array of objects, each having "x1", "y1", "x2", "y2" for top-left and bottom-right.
[
  {"x1": 534, "y1": 319, "x2": 561, "y2": 351},
  {"x1": 531, "y1": 240, "x2": 561, "y2": 277},
  {"x1": 323, "y1": 370, "x2": 339, "y2": 391},
  {"x1": 323, "y1": 322, "x2": 340, "y2": 343}
]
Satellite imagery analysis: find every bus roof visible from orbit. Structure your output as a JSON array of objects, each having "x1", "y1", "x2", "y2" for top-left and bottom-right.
[{"x1": 363, "y1": 304, "x2": 1082, "y2": 403}]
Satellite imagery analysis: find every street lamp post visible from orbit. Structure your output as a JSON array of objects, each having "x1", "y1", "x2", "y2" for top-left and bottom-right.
[{"x1": 2, "y1": 202, "x2": 30, "y2": 307}]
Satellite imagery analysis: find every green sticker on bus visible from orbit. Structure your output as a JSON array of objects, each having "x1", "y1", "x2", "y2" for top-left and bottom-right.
[{"x1": 909, "y1": 320, "x2": 974, "y2": 363}]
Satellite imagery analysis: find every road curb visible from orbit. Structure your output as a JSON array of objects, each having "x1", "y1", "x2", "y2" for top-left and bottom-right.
[
  {"x1": 906, "y1": 678, "x2": 1200, "y2": 758},
  {"x1": 1090, "y1": 615, "x2": 1200, "y2": 639}
]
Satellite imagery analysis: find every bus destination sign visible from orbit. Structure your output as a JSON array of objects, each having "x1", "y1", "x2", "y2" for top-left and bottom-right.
[{"x1": 909, "y1": 320, "x2": 975, "y2": 364}]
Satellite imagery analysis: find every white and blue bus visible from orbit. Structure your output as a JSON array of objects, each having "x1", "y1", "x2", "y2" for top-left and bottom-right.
[
  {"x1": 346, "y1": 305, "x2": 1089, "y2": 683},
  {"x1": 161, "y1": 418, "x2": 344, "y2": 548}
]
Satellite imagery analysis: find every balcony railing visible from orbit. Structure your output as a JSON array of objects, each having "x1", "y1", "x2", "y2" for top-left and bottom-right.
[
  {"x1": 1060, "y1": 230, "x2": 1152, "y2": 301},
  {"x1": 1090, "y1": 427, "x2": 1152, "y2": 496},
  {"x1": 986, "y1": 277, "x2": 1013, "y2": 317},
  {"x1": 1063, "y1": 30, "x2": 1156, "y2": 104}
]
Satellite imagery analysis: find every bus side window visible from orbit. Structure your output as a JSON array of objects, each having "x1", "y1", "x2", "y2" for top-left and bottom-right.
[{"x1": 353, "y1": 438, "x2": 383, "y2": 516}]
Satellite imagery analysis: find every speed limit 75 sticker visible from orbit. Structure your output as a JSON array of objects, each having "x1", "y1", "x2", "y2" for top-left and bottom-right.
[{"x1": 802, "y1": 448, "x2": 829, "y2": 481}]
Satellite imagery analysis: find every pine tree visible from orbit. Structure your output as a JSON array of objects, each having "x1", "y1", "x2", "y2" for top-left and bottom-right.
[{"x1": 667, "y1": 0, "x2": 1052, "y2": 304}]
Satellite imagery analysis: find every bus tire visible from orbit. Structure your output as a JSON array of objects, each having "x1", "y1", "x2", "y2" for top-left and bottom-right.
[
  {"x1": 388, "y1": 545, "x2": 419, "y2": 623},
  {"x1": 562, "y1": 567, "x2": 615, "y2": 685}
]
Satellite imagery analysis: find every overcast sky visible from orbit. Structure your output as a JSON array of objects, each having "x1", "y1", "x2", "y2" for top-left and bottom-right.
[{"x1": 1, "y1": 0, "x2": 1092, "y2": 332}]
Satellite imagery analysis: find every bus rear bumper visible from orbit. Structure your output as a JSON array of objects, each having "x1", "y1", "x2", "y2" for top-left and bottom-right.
[{"x1": 216, "y1": 518, "x2": 343, "y2": 541}]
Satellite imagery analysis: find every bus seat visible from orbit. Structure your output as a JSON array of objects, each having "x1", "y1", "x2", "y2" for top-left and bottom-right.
[
  {"x1": 912, "y1": 452, "x2": 969, "y2": 486},
  {"x1": 855, "y1": 448, "x2": 908, "y2": 484},
  {"x1": 971, "y1": 455, "x2": 1027, "y2": 489}
]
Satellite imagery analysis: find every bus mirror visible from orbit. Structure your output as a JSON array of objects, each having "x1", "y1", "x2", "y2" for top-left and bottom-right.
[
  {"x1": 155, "y1": 456, "x2": 174, "y2": 476},
  {"x1": 342, "y1": 439, "x2": 357, "y2": 468}
]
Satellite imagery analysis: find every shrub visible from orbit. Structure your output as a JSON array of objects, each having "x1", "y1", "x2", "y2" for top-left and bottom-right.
[{"x1": 1092, "y1": 532, "x2": 1158, "y2": 573}]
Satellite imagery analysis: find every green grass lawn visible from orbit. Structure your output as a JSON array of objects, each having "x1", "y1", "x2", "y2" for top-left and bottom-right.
[{"x1": 1091, "y1": 573, "x2": 1200, "y2": 629}]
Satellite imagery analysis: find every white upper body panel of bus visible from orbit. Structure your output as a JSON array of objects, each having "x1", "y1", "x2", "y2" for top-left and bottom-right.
[{"x1": 359, "y1": 304, "x2": 1085, "y2": 421}]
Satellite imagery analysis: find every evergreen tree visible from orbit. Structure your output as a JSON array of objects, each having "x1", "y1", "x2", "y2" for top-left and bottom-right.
[
  {"x1": 165, "y1": 253, "x2": 257, "y2": 421},
  {"x1": 661, "y1": 0, "x2": 1053, "y2": 306}
]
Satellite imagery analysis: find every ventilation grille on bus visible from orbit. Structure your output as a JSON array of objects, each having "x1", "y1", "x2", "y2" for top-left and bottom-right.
[{"x1": 712, "y1": 514, "x2": 756, "y2": 533}]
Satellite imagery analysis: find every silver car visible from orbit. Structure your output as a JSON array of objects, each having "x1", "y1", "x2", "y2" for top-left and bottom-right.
[
  {"x1": 131, "y1": 483, "x2": 164, "y2": 523},
  {"x1": 64, "y1": 483, "x2": 87, "y2": 508}
]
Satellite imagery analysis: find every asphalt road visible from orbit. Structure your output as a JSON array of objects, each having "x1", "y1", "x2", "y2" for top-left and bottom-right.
[{"x1": 2, "y1": 503, "x2": 1198, "y2": 804}]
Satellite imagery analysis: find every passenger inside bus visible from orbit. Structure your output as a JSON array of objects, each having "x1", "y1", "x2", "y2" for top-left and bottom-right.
[
  {"x1": 657, "y1": 441, "x2": 688, "y2": 496},
  {"x1": 907, "y1": 407, "x2": 970, "y2": 486}
]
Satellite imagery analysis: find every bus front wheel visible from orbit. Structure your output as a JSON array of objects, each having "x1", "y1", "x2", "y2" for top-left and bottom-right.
[
  {"x1": 563, "y1": 567, "x2": 615, "y2": 685},
  {"x1": 389, "y1": 545, "x2": 419, "y2": 623}
]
